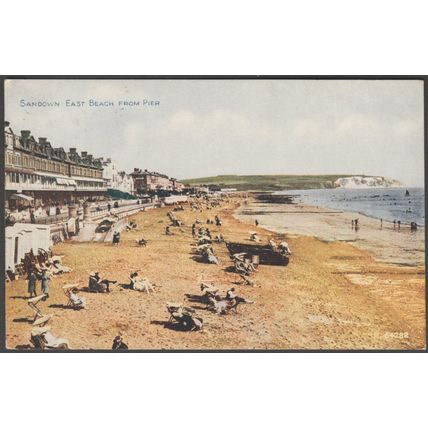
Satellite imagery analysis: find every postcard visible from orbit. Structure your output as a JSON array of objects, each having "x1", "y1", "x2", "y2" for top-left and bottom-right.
[{"x1": 2, "y1": 77, "x2": 426, "y2": 351}]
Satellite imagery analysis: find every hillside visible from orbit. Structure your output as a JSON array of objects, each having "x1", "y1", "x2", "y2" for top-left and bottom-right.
[{"x1": 181, "y1": 174, "x2": 353, "y2": 191}]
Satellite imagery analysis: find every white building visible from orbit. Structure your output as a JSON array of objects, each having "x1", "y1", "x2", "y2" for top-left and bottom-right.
[
  {"x1": 101, "y1": 158, "x2": 120, "y2": 189},
  {"x1": 116, "y1": 171, "x2": 135, "y2": 195}
]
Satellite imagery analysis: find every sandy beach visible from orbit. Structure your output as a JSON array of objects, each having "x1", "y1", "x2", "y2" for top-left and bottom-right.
[{"x1": 5, "y1": 197, "x2": 426, "y2": 350}]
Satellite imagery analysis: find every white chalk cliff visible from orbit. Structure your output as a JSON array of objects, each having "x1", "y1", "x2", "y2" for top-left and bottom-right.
[{"x1": 334, "y1": 176, "x2": 403, "y2": 189}]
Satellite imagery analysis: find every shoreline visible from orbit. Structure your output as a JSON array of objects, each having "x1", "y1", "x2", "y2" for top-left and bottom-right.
[
  {"x1": 273, "y1": 186, "x2": 424, "y2": 227},
  {"x1": 234, "y1": 199, "x2": 425, "y2": 267}
]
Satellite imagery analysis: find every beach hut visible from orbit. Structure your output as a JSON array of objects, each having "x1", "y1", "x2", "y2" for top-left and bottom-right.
[{"x1": 5, "y1": 223, "x2": 51, "y2": 269}]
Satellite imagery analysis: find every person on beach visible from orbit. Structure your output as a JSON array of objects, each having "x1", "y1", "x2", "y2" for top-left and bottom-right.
[
  {"x1": 69, "y1": 288, "x2": 86, "y2": 309},
  {"x1": 192, "y1": 223, "x2": 196, "y2": 237},
  {"x1": 351, "y1": 219, "x2": 354, "y2": 228},
  {"x1": 112, "y1": 335, "x2": 128, "y2": 350},
  {"x1": 393, "y1": 219, "x2": 396, "y2": 229},
  {"x1": 255, "y1": 219, "x2": 259, "y2": 227},
  {"x1": 136, "y1": 237, "x2": 147, "y2": 246},
  {"x1": 89, "y1": 272, "x2": 100, "y2": 291},
  {"x1": 397, "y1": 220, "x2": 401, "y2": 230},
  {"x1": 165, "y1": 226, "x2": 173, "y2": 236},
  {"x1": 39, "y1": 268, "x2": 50, "y2": 298},
  {"x1": 380, "y1": 218, "x2": 383, "y2": 228},
  {"x1": 225, "y1": 287, "x2": 237, "y2": 301},
  {"x1": 279, "y1": 241, "x2": 292, "y2": 256},
  {"x1": 27, "y1": 268, "x2": 37, "y2": 298},
  {"x1": 88, "y1": 272, "x2": 116, "y2": 293},
  {"x1": 112, "y1": 231, "x2": 120, "y2": 245}
]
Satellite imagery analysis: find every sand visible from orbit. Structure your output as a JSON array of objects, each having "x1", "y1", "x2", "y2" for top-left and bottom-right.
[{"x1": 5, "y1": 197, "x2": 426, "y2": 350}]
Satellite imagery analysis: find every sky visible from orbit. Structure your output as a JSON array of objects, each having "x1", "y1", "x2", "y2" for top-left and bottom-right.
[{"x1": 5, "y1": 79, "x2": 425, "y2": 186}]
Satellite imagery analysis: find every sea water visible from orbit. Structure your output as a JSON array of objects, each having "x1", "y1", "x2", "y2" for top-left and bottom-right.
[{"x1": 277, "y1": 187, "x2": 425, "y2": 226}]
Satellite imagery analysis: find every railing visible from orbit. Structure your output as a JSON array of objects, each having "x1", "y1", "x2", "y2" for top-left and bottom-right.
[
  {"x1": 16, "y1": 212, "x2": 70, "y2": 225},
  {"x1": 12, "y1": 202, "x2": 156, "y2": 224},
  {"x1": 87, "y1": 208, "x2": 110, "y2": 218},
  {"x1": 87, "y1": 202, "x2": 154, "y2": 219},
  {"x1": 36, "y1": 213, "x2": 70, "y2": 224}
]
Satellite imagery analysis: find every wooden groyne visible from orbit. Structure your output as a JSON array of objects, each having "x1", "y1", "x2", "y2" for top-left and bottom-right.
[{"x1": 253, "y1": 192, "x2": 300, "y2": 204}]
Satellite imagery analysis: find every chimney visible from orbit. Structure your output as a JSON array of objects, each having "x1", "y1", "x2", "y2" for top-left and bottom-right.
[
  {"x1": 107, "y1": 157, "x2": 111, "y2": 162},
  {"x1": 5, "y1": 121, "x2": 10, "y2": 128},
  {"x1": 87, "y1": 154, "x2": 93, "y2": 161},
  {"x1": 81, "y1": 151, "x2": 87, "y2": 158},
  {"x1": 69, "y1": 148, "x2": 77, "y2": 153},
  {"x1": 21, "y1": 130, "x2": 31, "y2": 138},
  {"x1": 38, "y1": 137, "x2": 48, "y2": 145}
]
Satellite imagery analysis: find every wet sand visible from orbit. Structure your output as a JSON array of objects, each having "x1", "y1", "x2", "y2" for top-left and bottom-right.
[
  {"x1": 236, "y1": 201, "x2": 425, "y2": 267},
  {"x1": 5, "y1": 197, "x2": 426, "y2": 350}
]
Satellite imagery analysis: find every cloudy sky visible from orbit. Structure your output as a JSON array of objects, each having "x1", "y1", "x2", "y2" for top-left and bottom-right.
[{"x1": 5, "y1": 79, "x2": 425, "y2": 186}]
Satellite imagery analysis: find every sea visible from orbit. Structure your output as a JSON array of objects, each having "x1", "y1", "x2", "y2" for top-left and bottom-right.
[{"x1": 276, "y1": 187, "x2": 425, "y2": 226}]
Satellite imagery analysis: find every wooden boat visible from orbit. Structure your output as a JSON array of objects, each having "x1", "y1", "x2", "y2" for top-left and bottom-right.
[{"x1": 226, "y1": 242, "x2": 289, "y2": 266}]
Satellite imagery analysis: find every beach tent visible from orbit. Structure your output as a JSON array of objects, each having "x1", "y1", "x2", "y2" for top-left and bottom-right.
[{"x1": 5, "y1": 223, "x2": 51, "y2": 268}]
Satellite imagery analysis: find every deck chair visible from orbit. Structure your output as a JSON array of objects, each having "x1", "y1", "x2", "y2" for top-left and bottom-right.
[
  {"x1": 27, "y1": 294, "x2": 47, "y2": 321},
  {"x1": 166, "y1": 303, "x2": 202, "y2": 331},
  {"x1": 63, "y1": 284, "x2": 85, "y2": 309},
  {"x1": 133, "y1": 278, "x2": 156, "y2": 293},
  {"x1": 32, "y1": 314, "x2": 52, "y2": 327},
  {"x1": 30, "y1": 326, "x2": 70, "y2": 350}
]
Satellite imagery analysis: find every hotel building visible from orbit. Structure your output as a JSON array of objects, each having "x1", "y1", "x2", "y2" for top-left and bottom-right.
[{"x1": 4, "y1": 121, "x2": 106, "y2": 213}]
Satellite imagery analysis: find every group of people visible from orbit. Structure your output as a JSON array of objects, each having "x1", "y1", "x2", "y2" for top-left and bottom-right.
[
  {"x1": 232, "y1": 253, "x2": 257, "y2": 286},
  {"x1": 393, "y1": 219, "x2": 418, "y2": 232},
  {"x1": 27, "y1": 267, "x2": 51, "y2": 298},
  {"x1": 200, "y1": 282, "x2": 254, "y2": 315},
  {"x1": 166, "y1": 302, "x2": 204, "y2": 331},
  {"x1": 195, "y1": 226, "x2": 219, "y2": 264},
  {"x1": 269, "y1": 239, "x2": 292, "y2": 256},
  {"x1": 352, "y1": 217, "x2": 419, "y2": 233},
  {"x1": 6, "y1": 203, "x2": 66, "y2": 226},
  {"x1": 205, "y1": 215, "x2": 222, "y2": 226},
  {"x1": 167, "y1": 211, "x2": 184, "y2": 226},
  {"x1": 351, "y1": 218, "x2": 360, "y2": 230},
  {"x1": 26, "y1": 252, "x2": 72, "y2": 298}
]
